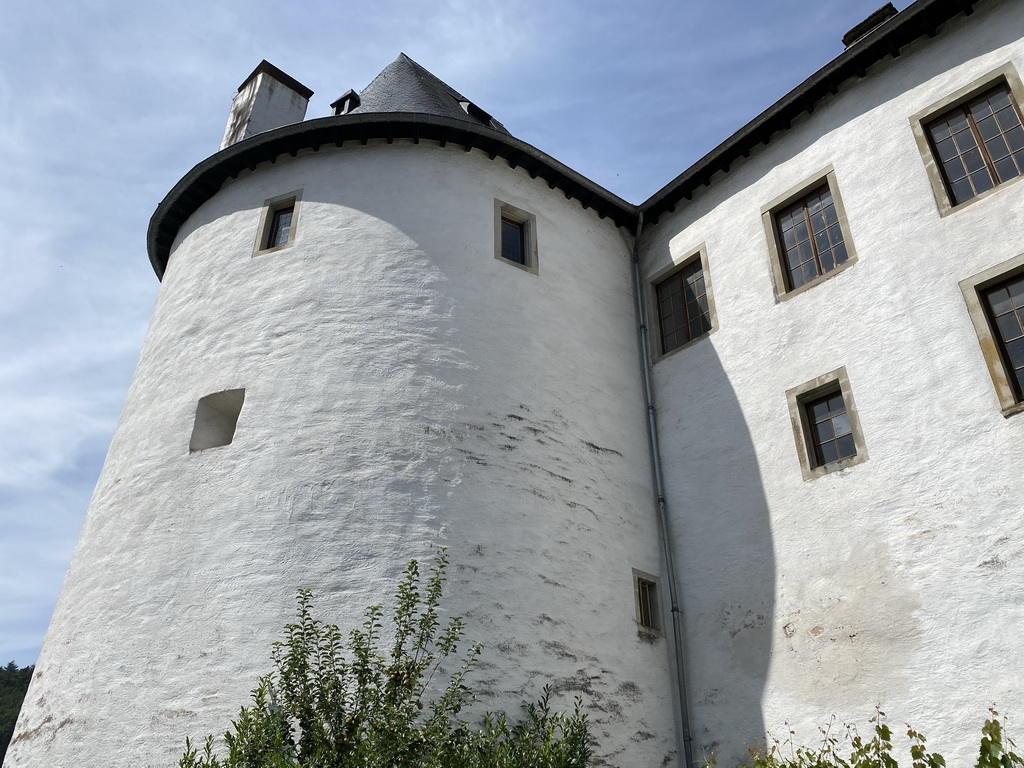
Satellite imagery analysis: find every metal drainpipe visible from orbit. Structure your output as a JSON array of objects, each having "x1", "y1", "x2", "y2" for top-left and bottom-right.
[{"x1": 630, "y1": 211, "x2": 695, "y2": 768}]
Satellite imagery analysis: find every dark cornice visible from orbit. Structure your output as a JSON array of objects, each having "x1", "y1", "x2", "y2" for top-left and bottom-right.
[
  {"x1": 641, "y1": 0, "x2": 981, "y2": 224},
  {"x1": 147, "y1": 113, "x2": 637, "y2": 279}
]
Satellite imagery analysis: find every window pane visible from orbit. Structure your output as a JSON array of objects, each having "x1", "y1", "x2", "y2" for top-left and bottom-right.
[
  {"x1": 809, "y1": 400, "x2": 831, "y2": 422},
  {"x1": 996, "y1": 311, "x2": 1023, "y2": 341},
  {"x1": 1009, "y1": 278, "x2": 1024, "y2": 307},
  {"x1": 943, "y1": 156, "x2": 967, "y2": 182},
  {"x1": 837, "y1": 433, "x2": 857, "y2": 459},
  {"x1": 950, "y1": 177, "x2": 974, "y2": 205},
  {"x1": 1005, "y1": 125, "x2": 1024, "y2": 153},
  {"x1": 818, "y1": 440, "x2": 839, "y2": 465},
  {"x1": 801, "y1": 261, "x2": 819, "y2": 286},
  {"x1": 994, "y1": 155, "x2": 1021, "y2": 183},
  {"x1": 977, "y1": 114, "x2": 1001, "y2": 141},
  {"x1": 827, "y1": 393, "x2": 846, "y2": 414},
  {"x1": 833, "y1": 241, "x2": 849, "y2": 266},
  {"x1": 819, "y1": 249, "x2": 836, "y2": 274},
  {"x1": 814, "y1": 420, "x2": 835, "y2": 443},
  {"x1": 988, "y1": 286, "x2": 1014, "y2": 316},
  {"x1": 1007, "y1": 338, "x2": 1024, "y2": 369},
  {"x1": 970, "y1": 169, "x2": 995, "y2": 195},
  {"x1": 832, "y1": 412, "x2": 852, "y2": 437}
]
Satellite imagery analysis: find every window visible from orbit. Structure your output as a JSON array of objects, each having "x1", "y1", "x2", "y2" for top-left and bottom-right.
[
  {"x1": 254, "y1": 191, "x2": 301, "y2": 255},
  {"x1": 959, "y1": 253, "x2": 1024, "y2": 416},
  {"x1": 632, "y1": 569, "x2": 662, "y2": 635},
  {"x1": 268, "y1": 205, "x2": 294, "y2": 249},
  {"x1": 494, "y1": 200, "x2": 538, "y2": 273},
  {"x1": 911, "y1": 65, "x2": 1024, "y2": 215},
  {"x1": 786, "y1": 367, "x2": 868, "y2": 480},
  {"x1": 925, "y1": 84, "x2": 1024, "y2": 206},
  {"x1": 651, "y1": 246, "x2": 716, "y2": 357},
  {"x1": 762, "y1": 167, "x2": 857, "y2": 300},
  {"x1": 189, "y1": 389, "x2": 245, "y2": 452}
]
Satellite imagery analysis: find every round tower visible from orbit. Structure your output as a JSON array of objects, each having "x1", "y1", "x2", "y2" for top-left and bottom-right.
[{"x1": 7, "y1": 57, "x2": 681, "y2": 767}]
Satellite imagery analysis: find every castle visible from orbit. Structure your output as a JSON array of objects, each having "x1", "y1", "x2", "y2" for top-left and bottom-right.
[{"x1": 7, "y1": 0, "x2": 1024, "y2": 766}]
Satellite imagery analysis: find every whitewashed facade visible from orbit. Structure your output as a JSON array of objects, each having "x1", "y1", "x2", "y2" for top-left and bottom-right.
[{"x1": 8, "y1": 1, "x2": 1024, "y2": 766}]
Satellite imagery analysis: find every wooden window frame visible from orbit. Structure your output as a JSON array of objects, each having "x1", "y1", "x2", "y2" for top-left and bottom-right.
[
  {"x1": 254, "y1": 190, "x2": 302, "y2": 256},
  {"x1": 761, "y1": 166, "x2": 858, "y2": 302},
  {"x1": 959, "y1": 252, "x2": 1024, "y2": 417},
  {"x1": 493, "y1": 199, "x2": 538, "y2": 274},
  {"x1": 632, "y1": 568, "x2": 663, "y2": 637},
  {"x1": 910, "y1": 63, "x2": 1024, "y2": 217},
  {"x1": 786, "y1": 367, "x2": 868, "y2": 481},
  {"x1": 648, "y1": 244, "x2": 718, "y2": 362}
]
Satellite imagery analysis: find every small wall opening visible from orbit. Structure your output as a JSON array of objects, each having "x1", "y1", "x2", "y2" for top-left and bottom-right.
[{"x1": 189, "y1": 389, "x2": 245, "y2": 452}]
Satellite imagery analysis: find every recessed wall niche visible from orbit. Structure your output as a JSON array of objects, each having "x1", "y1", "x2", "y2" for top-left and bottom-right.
[{"x1": 189, "y1": 389, "x2": 245, "y2": 452}]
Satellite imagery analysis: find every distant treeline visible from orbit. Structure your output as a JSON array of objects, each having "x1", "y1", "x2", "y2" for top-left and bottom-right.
[{"x1": 1, "y1": 661, "x2": 34, "y2": 763}]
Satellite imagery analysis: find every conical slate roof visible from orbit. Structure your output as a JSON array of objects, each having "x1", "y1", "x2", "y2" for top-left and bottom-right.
[{"x1": 334, "y1": 53, "x2": 509, "y2": 134}]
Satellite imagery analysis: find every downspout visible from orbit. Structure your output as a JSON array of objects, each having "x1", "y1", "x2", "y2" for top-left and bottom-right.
[{"x1": 630, "y1": 211, "x2": 695, "y2": 768}]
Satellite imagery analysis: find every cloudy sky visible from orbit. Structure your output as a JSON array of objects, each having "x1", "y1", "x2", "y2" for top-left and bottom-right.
[{"x1": 0, "y1": 0, "x2": 895, "y2": 667}]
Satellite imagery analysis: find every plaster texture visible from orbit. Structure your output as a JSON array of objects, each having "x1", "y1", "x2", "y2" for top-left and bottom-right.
[
  {"x1": 7, "y1": 144, "x2": 678, "y2": 767},
  {"x1": 220, "y1": 70, "x2": 310, "y2": 150},
  {"x1": 642, "y1": 1, "x2": 1024, "y2": 763}
]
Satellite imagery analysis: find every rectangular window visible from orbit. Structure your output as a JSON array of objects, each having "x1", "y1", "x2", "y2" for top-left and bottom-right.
[
  {"x1": 656, "y1": 259, "x2": 711, "y2": 354},
  {"x1": 500, "y1": 217, "x2": 526, "y2": 265},
  {"x1": 762, "y1": 167, "x2": 857, "y2": 300},
  {"x1": 268, "y1": 205, "x2": 294, "y2": 249},
  {"x1": 926, "y1": 84, "x2": 1024, "y2": 206},
  {"x1": 960, "y1": 254, "x2": 1024, "y2": 416},
  {"x1": 775, "y1": 185, "x2": 849, "y2": 291},
  {"x1": 632, "y1": 569, "x2": 662, "y2": 635},
  {"x1": 786, "y1": 367, "x2": 868, "y2": 480},
  {"x1": 910, "y1": 65, "x2": 1024, "y2": 215},
  {"x1": 982, "y1": 276, "x2": 1024, "y2": 402},
  {"x1": 493, "y1": 200, "x2": 538, "y2": 274},
  {"x1": 254, "y1": 190, "x2": 301, "y2": 255}
]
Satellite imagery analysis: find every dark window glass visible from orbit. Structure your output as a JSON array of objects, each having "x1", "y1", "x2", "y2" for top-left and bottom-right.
[
  {"x1": 501, "y1": 217, "x2": 526, "y2": 265},
  {"x1": 926, "y1": 83, "x2": 1024, "y2": 205},
  {"x1": 805, "y1": 391, "x2": 856, "y2": 467},
  {"x1": 775, "y1": 185, "x2": 848, "y2": 291},
  {"x1": 983, "y1": 275, "x2": 1024, "y2": 401},
  {"x1": 268, "y1": 206, "x2": 294, "y2": 248},
  {"x1": 656, "y1": 259, "x2": 712, "y2": 354}
]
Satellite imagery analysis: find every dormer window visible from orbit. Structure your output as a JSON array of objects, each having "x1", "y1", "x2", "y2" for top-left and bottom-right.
[
  {"x1": 460, "y1": 100, "x2": 493, "y2": 126},
  {"x1": 331, "y1": 89, "x2": 361, "y2": 116}
]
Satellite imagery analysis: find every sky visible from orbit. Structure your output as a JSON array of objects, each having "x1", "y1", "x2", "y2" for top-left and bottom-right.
[{"x1": 0, "y1": 0, "x2": 899, "y2": 668}]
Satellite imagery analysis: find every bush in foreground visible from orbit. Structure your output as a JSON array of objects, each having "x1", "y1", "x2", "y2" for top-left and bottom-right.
[{"x1": 179, "y1": 550, "x2": 589, "y2": 768}]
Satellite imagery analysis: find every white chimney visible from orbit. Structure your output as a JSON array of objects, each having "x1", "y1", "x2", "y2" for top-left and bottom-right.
[{"x1": 220, "y1": 60, "x2": 313, "y2": 150}]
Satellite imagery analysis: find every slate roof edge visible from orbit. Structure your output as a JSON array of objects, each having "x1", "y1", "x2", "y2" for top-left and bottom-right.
[
  {"x1": 146, "y1": 113, "x2": 638, "y2": 279},
  {"x1": 639, "y1": 0, "x2": 983, "y2": 224}
]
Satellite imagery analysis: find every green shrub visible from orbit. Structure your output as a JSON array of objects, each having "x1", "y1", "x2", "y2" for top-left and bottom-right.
[
  {"x1": 714, "y1": 708, "x2": 1022, "y2": 768},
  {"x1": 179, "y1": 550, "x2": 589, "y2": 768}
]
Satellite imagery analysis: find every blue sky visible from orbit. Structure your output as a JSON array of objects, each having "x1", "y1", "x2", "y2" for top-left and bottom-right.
[{"x1": 0, "y1": 0, "x2": 895, "y2": 667}]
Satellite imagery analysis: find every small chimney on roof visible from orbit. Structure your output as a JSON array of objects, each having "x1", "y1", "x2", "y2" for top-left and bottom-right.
[
  {"x1": 220, "y1": 60, "x2": 314, "y2": 150},
  {"x1": 842, "y1": 3, "x2": 899, "y2": 48}
]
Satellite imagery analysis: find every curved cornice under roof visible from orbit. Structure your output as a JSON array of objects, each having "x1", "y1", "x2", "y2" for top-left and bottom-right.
[{"x1": 146, "y1": 113, "x2": 637, "y2": 279}]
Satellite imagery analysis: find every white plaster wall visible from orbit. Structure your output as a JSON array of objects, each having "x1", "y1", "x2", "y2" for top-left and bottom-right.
[
  {"x1": 8, "y1": 143, "x2": 679, "y2": 767},
  {"x1": 643, "y1": 2, "x2": 1024, "y2": 765}
]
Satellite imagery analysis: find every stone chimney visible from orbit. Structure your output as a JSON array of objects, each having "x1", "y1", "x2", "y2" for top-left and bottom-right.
[
  {"x1": 842, "y1": 3, "x2": 898, "y2": 48},
  {"x1": 220, "y1": 60, "x2": 314, "y2": 150}
]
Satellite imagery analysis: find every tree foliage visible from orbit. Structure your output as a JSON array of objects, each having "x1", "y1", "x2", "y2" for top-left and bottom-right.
[
  {"x1": 179, "y1": 550, "x2": 590, "y2": 768},
  {"x1": 1, "y1": 661, "x2": 34, "y2": 763}
]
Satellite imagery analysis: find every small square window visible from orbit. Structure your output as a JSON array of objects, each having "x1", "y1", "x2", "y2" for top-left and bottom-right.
[
  {"x1": 786, "y1": 367, "x2": 868, "y2": 480},
  {"x1": 910, "y1": 65, "x2": 1024, "y2": 215},
  {"x1": 494, "y1": 200, "x2": 538, "y2": 274},
  {"x1": 190, "y1": 389, "x2": 245, "y2": 452},
  {"x1": 651, "y1": 246, "x2": 717, "y2": 358},
  {"x1": 959, "y1": 252, "x2": 1024, "y2": 416},
  {"x1": 762, "y1": 167, "x2": 858, "y2": 300},
  {"x1": 632, "y1": 568, "x2": 662, "y2": 636},
  {"x1": 254, "y1": 191, "x2": 301, "y2": 255}
]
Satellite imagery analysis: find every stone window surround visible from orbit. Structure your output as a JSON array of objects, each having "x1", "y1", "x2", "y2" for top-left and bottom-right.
[
  {"x1": 909, "y1": 62, "x2": 1024, "y2": 217},
  {"x1": 785, "y1": 366, "x2": 869, "y2": 481},
  {"x1": 494, "y1": 199, "x2": 539, "y2": 275},
  {"x1": 631, "y1": 567, "x2": 664, "y2": 638},
  {"x1": 959, "y1": 251, "x2": 1024, "y2": 418},
  {"x1": 761, "y1": 165, "x2": 858, "y2": 302},
  {"x1": 253, "y1": 189, "x2": 302, "y2": 256},
  {"x1": 647, "y1": 243, "x2": 718, "y2": 363}
]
